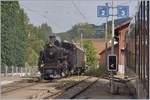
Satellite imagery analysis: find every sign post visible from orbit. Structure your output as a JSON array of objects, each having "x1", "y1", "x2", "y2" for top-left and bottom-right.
[
  {"x1": 105, "y1": 3, "x2": 108, "y2": 70},
  {"x1": 111, "y1": 0, "x2": 115, "y2": 94},
  {"x1": 97, "y1": 0, "x2": 129, "y2": 94}
]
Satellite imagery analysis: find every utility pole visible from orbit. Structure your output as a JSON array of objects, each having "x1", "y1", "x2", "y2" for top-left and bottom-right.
[
  {"x1": 105, "y1": 3, "x2": 108, "y2": 69},
  {"x1": 81, "y1": 32, "x2": 83, "y2": 49},
  {"x1": 111, "y1": 0, "x2": 115, "y2": 54},
  {"x1": 97, "y1": 0, "x2": 129, "y2": 95},
  {"x1": 110, "y1": 0, "x2": 115, "y2": 94},
  {"x1": 78, "y1": 28, "x2": 83, "y2": 49}
]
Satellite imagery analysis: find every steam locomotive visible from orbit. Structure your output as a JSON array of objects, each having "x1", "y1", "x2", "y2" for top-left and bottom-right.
[{"x1": 38, "y1": 35, "x2": 86, "y2": 79}]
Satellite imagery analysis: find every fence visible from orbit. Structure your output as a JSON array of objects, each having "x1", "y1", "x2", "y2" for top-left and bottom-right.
[{"x1": 1, "y1": 66, "x2": 38, "y2": 77}]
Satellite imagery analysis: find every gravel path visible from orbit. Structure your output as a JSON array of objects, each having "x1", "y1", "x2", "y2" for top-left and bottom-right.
[
  {"x1": 74, "y1": 78, "x2": 134, "y2": 99},
  {"x1": 1, "y1": 75, "x2": 88, "y2": 99}
]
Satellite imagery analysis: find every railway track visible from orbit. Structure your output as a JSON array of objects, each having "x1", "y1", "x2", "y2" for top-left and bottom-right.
[
  {"x1": 70, "y1": 77, "x2": 98, "y2": 99},
  {"x1": 39, "y1": 76, "x2": 90, "y2": 99},
  {"x1": 1, "y1": 76, "x2": 90, "y2": 99},
  {"x1": 41, "y1": 76, "x2": 98, "y2": 99}
]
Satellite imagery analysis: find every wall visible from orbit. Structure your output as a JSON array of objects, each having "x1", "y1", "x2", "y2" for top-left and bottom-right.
[{"x1": 99, "y1": 45, "x2": 119, "y2": 68}]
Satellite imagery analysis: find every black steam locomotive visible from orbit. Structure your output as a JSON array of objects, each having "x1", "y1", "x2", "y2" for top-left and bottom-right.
[{"x1": 38, "y1": 35, "x2": 86, "y2": 79}]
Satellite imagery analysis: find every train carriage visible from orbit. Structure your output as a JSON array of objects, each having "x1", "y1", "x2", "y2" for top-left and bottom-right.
[
  {"x1": 73, "y1": 45, "x2": 85, "y2": 74},
  {"x1": 61, "y1": 40, "x2": 86, "y2": 74}
]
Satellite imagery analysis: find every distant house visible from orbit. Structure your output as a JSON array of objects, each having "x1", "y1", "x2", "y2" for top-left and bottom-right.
[
  {"x1": 99, "y1": 44, "x2": 119, "y2": 66},
  {"x1": 82, "y1": 18, "x2": 132, "y2": 63}
]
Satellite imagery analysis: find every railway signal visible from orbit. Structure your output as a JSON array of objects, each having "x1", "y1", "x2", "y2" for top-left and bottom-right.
[{"x1": 108, "y1": 54, "x2": 117, "y2": 71}]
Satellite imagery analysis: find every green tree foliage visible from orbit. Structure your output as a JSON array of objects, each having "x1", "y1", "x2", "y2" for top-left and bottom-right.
[
  {"x1": 1, "y1": 1, "x2": 27, "y2": 67},
  {"x1": 58, "y1": 18, "x2": 130, "y2": 40},
  {"x1": 56, "y1": 32, "x2": 71, "y2": 41},
  {"x1": 83, "y1": 40, "x2": 98, "y2": 67},
  {"x1": 38, "y1": 23, "x2": 52, "y2": 43},
  {"x1": 67, "y1": 23, "x2": 96, "y2": 40},
  {"x1": 83, "y1": 40, "x2": 108, "y2": 77},
  {"x1": 25, "y1": 24, "x2": 45, "y2": 66},
  {"x1": 1, "y1": 1, "x2": 51, "y2": 67},
  {"x1": 20, "y1": 16, "x2": 52, "y2": 67},
  {"x1": 27, "y1": 47, "x2": 38, "y2": 66}
]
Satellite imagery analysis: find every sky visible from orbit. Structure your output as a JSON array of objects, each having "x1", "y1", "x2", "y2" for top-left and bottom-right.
[{"x1": 19, "y1": 0, "x2": 139, "y2": 33}]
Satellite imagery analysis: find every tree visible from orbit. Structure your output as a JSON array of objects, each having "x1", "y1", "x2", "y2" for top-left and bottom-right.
[
  {"x1": 1, "y1": 1, "x2": 53, "y2": 68},
  {"x1": 25, "y1": 24, "x2": 45, "y2": 66},
  {"x1": 38, "y1": 23, "x2": 52, "y2": 43},
  {"x1": 83, "y1": 40, "x2": 98, "y2": 67},
  {"x1": 1, "y1": 1, "x2": 27, "y2": 67},
  {"x1": 27, "y1": 47, "x2": 38, "y2": 66},
  {"x1": 67, "y1": 23, "x2": 96, "y2": 40},
  {"x1": 23, "y1": 19, "x2": 52, "y2": 67}
]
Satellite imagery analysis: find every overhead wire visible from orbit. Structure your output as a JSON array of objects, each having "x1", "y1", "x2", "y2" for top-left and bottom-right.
[
  {"x1": 21, "y1": 1, "x2": 93, "y2": 32},
  {"x1": 71, "y1": 1, "x2": 88, "y2": 23},
  {"x1": 21, "y1": 4, "x2": 63, "y2": 31}
]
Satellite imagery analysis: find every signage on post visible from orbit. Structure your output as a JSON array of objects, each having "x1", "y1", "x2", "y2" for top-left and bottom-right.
[
  {"x1": 97, "y1": 6, "x2": 109, "y2": 17},
  {"x1": 117, "y1": 6, "x2": 129, "y2": 17},
  {"x1": 97, "y1": 2, "x2": 129, "y2": 94},
  {"x1": 107, "y1": 54, "x2": 117, "y2": 71}
]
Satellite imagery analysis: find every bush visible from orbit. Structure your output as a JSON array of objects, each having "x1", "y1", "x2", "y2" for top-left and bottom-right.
[
  {"x1": 83, "y1": 40, "x2": 98, "y2": 67},
  {"x1": 85, "y1": 65, "x2": 109, "y2": 77},
  {"x1": 27, "y1": 47, "x2": 38, "y2": 66}
]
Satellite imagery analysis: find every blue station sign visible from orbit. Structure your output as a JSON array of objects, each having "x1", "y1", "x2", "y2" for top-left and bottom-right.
[
  {"x1": 97, "y1": 6, "x2": 109, "y2": 17},
  {"x1": 117, "y1": 6, "x2": 129, "y2": 17}
]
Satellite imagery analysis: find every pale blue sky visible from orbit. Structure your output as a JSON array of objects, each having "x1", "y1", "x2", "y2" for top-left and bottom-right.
[{"x1": 19, "y1": 0, "x2": 139, "y2": 33}]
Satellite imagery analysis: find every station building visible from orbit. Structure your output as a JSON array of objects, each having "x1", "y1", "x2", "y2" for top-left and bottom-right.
[
  {"x1": 99, "y1": 0, "x2": 149, "y2": 98},
  {"x1": 99, "y1": 19, "x2": 131, "y2": 77}
]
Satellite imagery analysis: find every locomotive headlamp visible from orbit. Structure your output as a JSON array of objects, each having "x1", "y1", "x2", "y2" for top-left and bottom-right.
[
  {"x1": 49, "y1": 44, "x2": 52, "y2": 47},
  {"x1": 50, "y1": 52, "x2": 53, "y2": 55}
]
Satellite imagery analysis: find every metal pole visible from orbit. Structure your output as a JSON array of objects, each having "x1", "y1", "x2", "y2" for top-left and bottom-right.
[
  {"x1": 21, "y1": 67, "x2": 22, "y2": 77},
  {"x1": 110, "y1": 0, "x2": 115, "y2": 94},
  {"x1": 111, "y1": 0, "x2": 115, "y2": 54},
  {"x1": 12, "y1": 66, "x2": 14, "y2": 76},
  {"x1": 5, "y1": 66, "x2": 8, "y2": 76},
  {"x1": 25, "y1": 67, "x2": 27, "y2": 76},
  {"x1": 81, "y1": 32, "x2": 83, "y2": 49},
  {"x1": 16, "y1": 67, "x2": 18, "y2": 76},
  {"x1": 105, "y1": 3, "x2": 108, "y2": 68},
  {"x1": 79, "y1": 31, "x2": 81, "y2": 78},
  {"x1": 147, "y1": 1, "x2": 149, "y2": 98}
]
